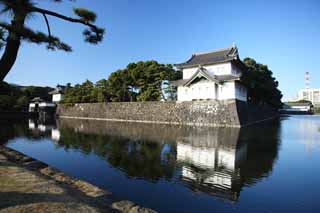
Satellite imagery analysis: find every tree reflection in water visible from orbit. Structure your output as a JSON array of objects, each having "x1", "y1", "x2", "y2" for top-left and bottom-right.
[{"x1": 1, "y1": 118, "x2": 281, "y2": 203}]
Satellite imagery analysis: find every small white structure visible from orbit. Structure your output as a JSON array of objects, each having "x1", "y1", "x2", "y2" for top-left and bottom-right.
[
  {"x1": 172, "y1": 45, "x2": 247, "y2": 102},
  {"x1": 49, "y1": 85, "x2": 66, "y2": 103},
  {"x1": 297, "y1": 88, "x2": 320, "y2": 106},
  {"x1": 29, "y1": 97, "x2": 56, "y2": 113}
]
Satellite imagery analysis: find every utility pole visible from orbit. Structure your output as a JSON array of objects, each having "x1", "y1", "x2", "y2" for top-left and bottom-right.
[{"x1": 305, "y1": 71, "x2": 310, "y2": 89}]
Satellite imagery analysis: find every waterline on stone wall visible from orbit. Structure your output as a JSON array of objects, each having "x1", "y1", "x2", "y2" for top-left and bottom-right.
[{"x1": 59, "y1": 115, "x2": 242, "y2": 128}]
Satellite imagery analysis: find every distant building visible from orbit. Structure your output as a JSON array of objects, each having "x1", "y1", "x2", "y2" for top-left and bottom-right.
[
  {"x1": 281, "y1": 102, "x2": 313, "y2": 114},
  {"x1": 172, "y1": 44, "x2": 247, "y2": 102},
  {"x1": 28, "y1": 85, "x2": 66, "y2": 120},
  {"x1": 297, "y1": 88, "x2": 320, "y2": 106},
  {"x1": 49, "y1": 85, "x2": 66, "y2": 103}
]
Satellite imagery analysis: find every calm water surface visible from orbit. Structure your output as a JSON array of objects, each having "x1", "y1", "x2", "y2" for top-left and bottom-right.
[{"x1": 1, "y1": 115, "x2": 320, "y2": 212}]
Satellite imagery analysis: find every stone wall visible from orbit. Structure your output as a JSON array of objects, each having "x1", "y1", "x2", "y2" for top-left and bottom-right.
[{"x1": 57, "y1": 100, "x2": 278, "y2": 128}]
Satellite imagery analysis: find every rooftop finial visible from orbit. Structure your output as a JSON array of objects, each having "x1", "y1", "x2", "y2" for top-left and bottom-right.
[{"x1": 232, "y1": 42, "x2": 236, "y2": 48}]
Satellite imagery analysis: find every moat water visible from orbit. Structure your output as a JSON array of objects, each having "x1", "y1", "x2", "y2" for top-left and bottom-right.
[{"x1": 1, "y1": 115, "x2": 320, "y2": 212}]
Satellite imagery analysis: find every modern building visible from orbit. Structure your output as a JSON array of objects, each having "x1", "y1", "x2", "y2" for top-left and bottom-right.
[
  {"x1": 172, "y1": 45, "x2": 247, "y2": 102},
  {"x1": 281, "y1": 102, "x2": 313, "y2": 114},
  {"x1": 49, "y1": 85, "x2": 66, "y2": 103},
  {"x1": 297, "y1": 88, "x2": 320, "y2": 106}
]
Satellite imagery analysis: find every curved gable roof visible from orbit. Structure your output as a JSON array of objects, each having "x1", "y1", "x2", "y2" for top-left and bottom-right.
[
  {"x1": 184, "y1": 67, "x2": 219, "y2": 86},
  {"x1": 170, "y1": 67, "x2": 241, "y2": 87},
  {"x1": 176, "y1": 45, "x2": 239, "y2": 68}
]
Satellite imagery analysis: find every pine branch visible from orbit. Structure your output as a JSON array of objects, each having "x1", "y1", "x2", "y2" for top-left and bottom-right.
[
  {"x1": 30, "y1": 6, "x2": 97, "y2": 29},
  {"x1": 30, "y1": 6, "x2": 104, "y2": 44},
  {"x1": 0, "y1": 22, "x2": 72, "y2": 51},
  {"x1": 42, "y1": 13, "x2": 53, "y2": 48},
  {"x1": 42, "y1": 13, "x2": 51, "y2": 39}
]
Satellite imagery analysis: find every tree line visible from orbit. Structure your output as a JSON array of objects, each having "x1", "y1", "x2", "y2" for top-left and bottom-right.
[
  {"x1": 0, "y1": 81, "x2": 53, "y2": 111},
  {"x1": 62, "y1": 60, "x2": 182, "y2": 104}
]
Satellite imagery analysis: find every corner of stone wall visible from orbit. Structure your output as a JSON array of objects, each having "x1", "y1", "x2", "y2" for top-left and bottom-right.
[{"x1": 235, "y1": 100, "x2": 249, "y2": 127}]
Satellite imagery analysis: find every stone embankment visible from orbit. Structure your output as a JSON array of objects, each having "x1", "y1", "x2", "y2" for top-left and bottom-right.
[
  {"x1": 0, "y1": 146, "x2": 156, "y2": 213},
  {"x1": 57, "y1": 100, "x2": 278, "y2": 128}
]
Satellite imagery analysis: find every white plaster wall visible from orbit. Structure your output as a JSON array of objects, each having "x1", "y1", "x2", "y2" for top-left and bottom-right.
[
  {"x1": 218, "y1": 82, "x2": 236, "y2": 100},
  {"x1": 53, "y1": 94, "x2": 63, "y2": 102},
  {"x1": 177, "y1": 81, "x2": 216, "y2": 101},
  {"x1": 182, "y1": 63, "x2": 232, "y2": 79},
  {"x1": 178, "y1": 81, "x2": 247, "y2": 102}
]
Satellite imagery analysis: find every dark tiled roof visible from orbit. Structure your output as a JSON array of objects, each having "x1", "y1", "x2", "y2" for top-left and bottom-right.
[
  {"x1": 170, "y1": 79, "x2": 188, "y2": 87},
  {"x1": 216, "y1": 75, "x2": 240, "y2": 82},
  {"x1": 176, "y1": 46, "x2": 239, "y2": 68},
  {"x1": 170, "y1": 67, "x2": 240, "y2": 87}
]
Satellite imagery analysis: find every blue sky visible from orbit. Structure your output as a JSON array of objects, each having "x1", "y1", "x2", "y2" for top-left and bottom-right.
[{"x1": 3, "y1": 0, "x2": 320, "y2": 100}]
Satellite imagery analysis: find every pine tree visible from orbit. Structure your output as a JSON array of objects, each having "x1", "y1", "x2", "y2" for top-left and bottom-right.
[{"x1": 0, "y1": 0, "x2": 105, "y2": 81}]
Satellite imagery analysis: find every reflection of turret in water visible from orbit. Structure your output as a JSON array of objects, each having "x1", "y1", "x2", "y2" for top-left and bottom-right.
[
  {"x1": 176, "y1": 128, "x2": 247, "y2": 202},
  {"x1": 51, "y1": 129, "x2": 61, "y2": 141},
  {"x1": 28, "y1": 119, "x2": 60, "y2": 141}
]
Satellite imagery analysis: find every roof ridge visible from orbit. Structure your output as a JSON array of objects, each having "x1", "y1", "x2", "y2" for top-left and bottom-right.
[{"x1": 193, "y1": 46, "x2": 233, "y2": 56}]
